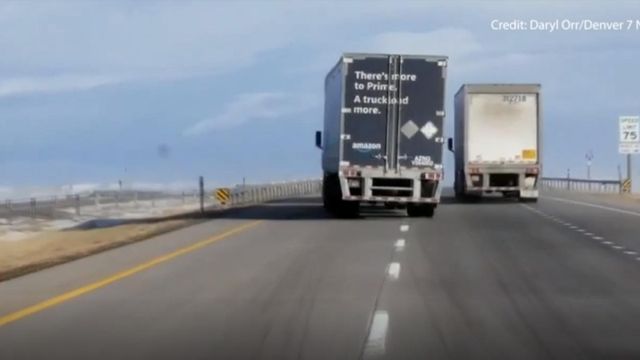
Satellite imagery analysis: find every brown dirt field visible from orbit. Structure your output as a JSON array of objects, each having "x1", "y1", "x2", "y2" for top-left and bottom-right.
[{"x1": 0, "y1": 219, "x2": 197, "y2": 282}]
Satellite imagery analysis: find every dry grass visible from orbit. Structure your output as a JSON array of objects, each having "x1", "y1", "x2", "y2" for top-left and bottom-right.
[{"x1": 0, "y1": 219, "x2": 196, "y2": 282}]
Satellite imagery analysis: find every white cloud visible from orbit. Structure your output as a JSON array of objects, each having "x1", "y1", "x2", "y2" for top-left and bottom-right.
[
  {"x1": 367, "y1": 28, "x2": 482, "y2": 59},
  {"x1": 183, "y1": 92, "x2": 317, "y2": 136},
  {"x1": 0, "y1": 3, "x2": 426, "y2": 91},
  {"x1": 0, "y1": 74, "x2": 124, "y2": 98}
]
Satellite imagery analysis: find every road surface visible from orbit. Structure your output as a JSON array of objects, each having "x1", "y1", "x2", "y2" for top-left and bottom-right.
[{"x1": 1, "y1": 191, "x2": 640, "y2": 359}]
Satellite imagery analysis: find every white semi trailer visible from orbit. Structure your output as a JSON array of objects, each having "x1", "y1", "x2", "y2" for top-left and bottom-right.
[{"x1": 450, "y1": 84, "x2": 542, "y2": 201}]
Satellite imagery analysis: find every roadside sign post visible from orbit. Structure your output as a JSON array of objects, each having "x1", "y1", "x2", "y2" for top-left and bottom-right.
[
  {"x1": 199, "y1": 176, "x2": 205, "y2": 214},
  {"x1": 619, "y1": 116, "x2": 639, "y2": 194}
]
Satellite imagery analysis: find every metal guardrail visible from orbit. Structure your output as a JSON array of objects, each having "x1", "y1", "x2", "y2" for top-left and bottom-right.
[
  {"x1": 0, "y1": 179, "x2": 322, "y2": 223},
  {"x1": 228, "y1": 180, "x2": 322, "y2": 206},
  {"x1": 541, "y1": 177, "x2": 621, "y2": 194}
]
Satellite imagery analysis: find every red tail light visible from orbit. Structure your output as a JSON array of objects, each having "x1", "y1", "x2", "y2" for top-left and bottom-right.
[
  {"x1": 342, "y1": 168, "x2": 360, "y2": 177},
  {"x1": 422, "y1": 172, "x2": 442, "y2": 180}
]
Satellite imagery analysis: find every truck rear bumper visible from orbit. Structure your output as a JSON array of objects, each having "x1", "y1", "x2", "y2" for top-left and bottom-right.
[
  {"x1": 338, "y1": 168, "x2": 442, "y2": 203},
  {"x1": 463, "y1": 165, "x2": 539, "y2": 194},
  {"x1": 342, "y1": 195, "x2": 439, "y2": 203}
]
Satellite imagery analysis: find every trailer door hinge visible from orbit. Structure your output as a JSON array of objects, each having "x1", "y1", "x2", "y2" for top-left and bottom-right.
[{"x1": 436, "y1": 110, "x2": 445, "y2": 116}]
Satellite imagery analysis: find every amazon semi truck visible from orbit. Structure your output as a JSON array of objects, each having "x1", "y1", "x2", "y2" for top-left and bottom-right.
[
  {"x1": 315, "y1": 53, "x2": 448, "y2": 217},
  {"x1": 450, "y1": 84, "x2": 542, "y2": 201}
]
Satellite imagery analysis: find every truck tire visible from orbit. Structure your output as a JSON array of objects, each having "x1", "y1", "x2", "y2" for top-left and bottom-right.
[
  {"x1": 423, "y1": 205, "x2": 435, "y2": 218},
  {"x1": 518, "y1": 196, "x2": 538, "y2": 203},
  {"x1": 407, "y1": 204, "x2": 435, "y2": 218},
  {"x1": 323, "y1": 173, "x2": 360, "y2": 218},
  {"x1": 336, "y1": 201, "x2": 360, "y2": 218},
  {"x1": 322, "y1": 175, "x2": 336, "y2": 212}
]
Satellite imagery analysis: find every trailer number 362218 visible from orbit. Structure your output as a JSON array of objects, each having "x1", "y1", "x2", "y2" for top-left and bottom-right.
[{"x1": 503, "y1": 95, "x2": 527, "y2": 104}]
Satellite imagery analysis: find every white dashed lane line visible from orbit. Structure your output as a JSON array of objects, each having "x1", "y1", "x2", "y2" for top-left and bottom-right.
[
  {"x1": 363, "y1": 311, "x2": 389, "y2": 357},
  {"x1": 394, "y1": 239, "x2": 405, "y2": 251},
  {"x1": 387, "y1": 262, "x2": 401, "y2": 280},
  {"x1": 522, "y1": 204, "x2": 640, "y2": 261},
  {"x1": 399, "y1": 224, "x2": 409, "y2": 232}
]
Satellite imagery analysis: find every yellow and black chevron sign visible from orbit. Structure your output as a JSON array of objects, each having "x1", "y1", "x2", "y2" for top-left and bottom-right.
[
  {"x1": 215, "y1": 188, "x2": 231, "y2": 204},
  {"x1": 622, "y1": 179, "x2": 632, "y2": 194}
]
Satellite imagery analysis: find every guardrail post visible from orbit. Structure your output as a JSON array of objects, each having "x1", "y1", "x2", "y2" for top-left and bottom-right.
[
  {"x1": 75, "y1": 195, "x2": 81, "y2": 216},
  {"x1": 30, "y1": 198, "x2": 36, "y2": 218},
  {"x1": 51, "y1": 196, "x2": 57, "y2": 217},
  {"x1": 5, "y1": 200, "x2": 12, "y2": 225}
]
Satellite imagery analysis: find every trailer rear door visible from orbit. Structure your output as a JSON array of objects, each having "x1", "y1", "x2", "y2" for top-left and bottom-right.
[
  {"x1": 467, "y1": 93, "x2": 539, "y2": 163},
  {"x1": 397, "y1": 58, "x2": 446, "y2": 170},
  {"x1": 342, "y1": 56, "x2": 390, "y2": 168}
]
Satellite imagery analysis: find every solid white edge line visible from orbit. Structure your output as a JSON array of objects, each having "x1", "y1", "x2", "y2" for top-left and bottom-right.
[{"x1": 364, "y1": 311, "x2": 389, "y2": 357}]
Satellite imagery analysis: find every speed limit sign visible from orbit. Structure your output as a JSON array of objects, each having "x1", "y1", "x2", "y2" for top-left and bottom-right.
[{"x1": 619, "y1": 116, "x2": 640, "y2": 154}]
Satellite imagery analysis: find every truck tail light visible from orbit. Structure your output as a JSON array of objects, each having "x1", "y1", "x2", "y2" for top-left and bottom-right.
[
  {"x1": 524, "y1": 176, "x2": 537, "y2": 187},
  {"x1": 347, "y1": 178, "x2": 361, "y2": 188},
  {"x1": 422, "y1": 172, "x2": 442, "y2": 180},
  {"x1": 342, "y1": 168, "x2": 360, "y2": 177},
  {"x1": 526, "y1": 167, "x2": 539, "y2": 175},
  {"x1": 470, "y1": 174, "x2": 483, "y2": 186},
  {"x1": 469, "y1": 168, "x2": 480, "y2": 174}
]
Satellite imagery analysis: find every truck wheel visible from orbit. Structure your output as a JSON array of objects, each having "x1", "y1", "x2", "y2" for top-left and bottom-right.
[
  {"x1": 322, "y1": 177, "x2": 334, "y2": 212},
  {"x1": 322, "y1": 173, "x2": 343, "y2": 214},
  {"x1": 407, "y1": 205, "x2": 421, "y2": 217},
  {"x1": 407, "y1": 204, "x2": 434, "y2": 218},
  {"x1": 518, "y1": 197, "x2": 538, "y2": 203},
  {"x1": 423, "y1": 205, "x2": 435, "y2": 218},
  {"x1": 336, "y1": 201, "x2": 360, "y2": 218}
]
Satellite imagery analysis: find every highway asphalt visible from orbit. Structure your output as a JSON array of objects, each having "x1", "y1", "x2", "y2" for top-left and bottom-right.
[{"x1": 1, "y1": 191, "x2": 640, "y2": 359}]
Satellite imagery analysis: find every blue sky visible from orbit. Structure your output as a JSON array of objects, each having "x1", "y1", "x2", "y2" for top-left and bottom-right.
[{"x1": 1, "y1": 1, "x2": 639, "y2": 193}]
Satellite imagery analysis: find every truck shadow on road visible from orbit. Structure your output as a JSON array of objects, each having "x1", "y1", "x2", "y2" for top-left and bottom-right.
[
  {"x1": 218, "y1": 198, "x2": 409, "y2": 221},
  {"x1": 66, "y1": 198, "x2": 405, "y2": 228},
  {"x1": 439, "y1": 195, "x2": 523, "y2": 205},
  {"x1": 68, "y1": 196, "x2": 524, "y2": 230}
]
